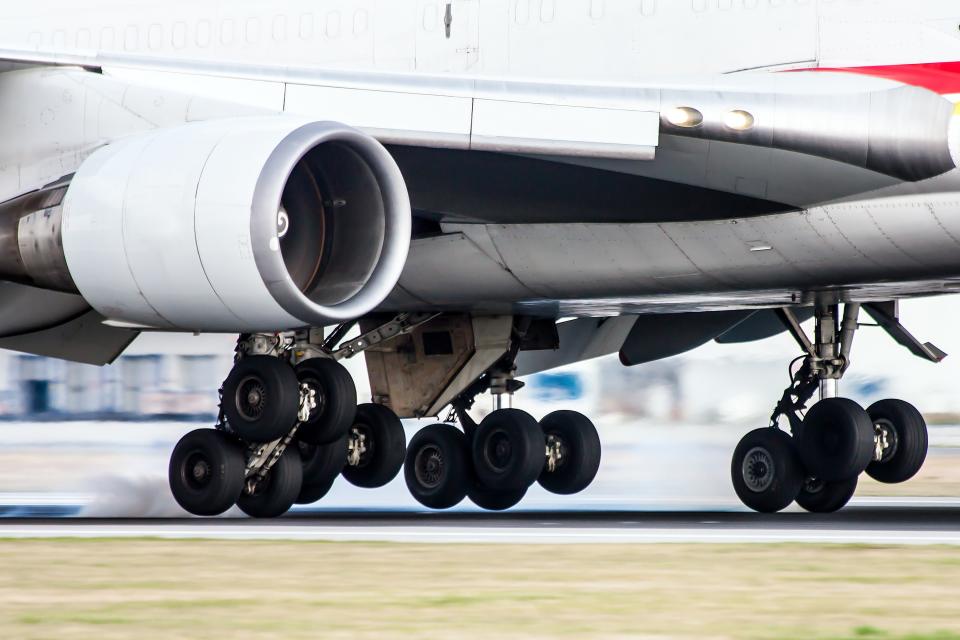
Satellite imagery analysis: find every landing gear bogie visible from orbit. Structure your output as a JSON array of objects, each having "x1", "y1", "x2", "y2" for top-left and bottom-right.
[
  {"x1": 732, "y1": 302, "x2": 935, "y2": 514},
  {"x1": 404, "y1": 407, "x2": 603, "y2": 512}
]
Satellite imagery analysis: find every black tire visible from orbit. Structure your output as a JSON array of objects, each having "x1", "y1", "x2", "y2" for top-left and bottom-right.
[
  {"x1": 222, "y1": 356, "x2": 299, "y2": 443},
  {"x1": 295, "y1": 434, "x2": 348, "y2": 505},
  {"x1": 168, "y1": 429, "x2": 246, "y2": 517},
  {"x1": 405, "y1": 424, "x2": 470, "y2": 509},
  {"x1": 537, "y1": 410, "x2": 602, "y2": 495},
  {"x1": 468, "y1": 484, "x2": 526, "y2": 511},
  {"x1": 295, "y1": 359, "x2": 357, "y2": 445},
  {"x1": 731, "y1": 428, "x2": 804, "y2": 513},
  {"x1": 237, "y1": 447, "x2": 303, "y2": 518},
  {"x1": 341, "y1": 403, "x2": 407, "y2": 489},
  {"x1": 865, "y1": 399, "x2": 928, "y2": 484},
  {"x1": 796, "y1": 476, "x2": 858, "y2": 513},
  {"x1": 471, "y1": 409, "x2": 545, "y2": 491},
  {"x1": 796, "y1": 397, "x2": 874, "y2": 482}
]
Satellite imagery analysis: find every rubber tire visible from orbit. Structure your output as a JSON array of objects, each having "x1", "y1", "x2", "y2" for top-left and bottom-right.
[
  {"x1": 537, "y1": 410, "x2": 602, "y2": 495},
  {"x1": 471, "y1": 409, "x2": 546, "y2": 491},
  {"x1": 796, "y1": 476, "x2": 858, "y2": 513},
  {"x1": 342, "y1": 403, "x2": 407, "y2": 489},
  {"x1": 865, "y1": 399, "x2": 928, "y2": 484},
  {"x1": 295, "y1": 359, "x2": 358, "y2": 445},
  {"x1": 237, "y1": 447, "x2": 303, "y2": 518},
  {"x1": 405, "y1": 424, "x2": 470, "y2": 510},
  {"x1": 731, "y1": 428, "x2": 804, "y2": 514},
  {"x1": 468, "y1": 484, "x2": 527, "y2": 511},
  {"x1": 169, "y1": 429, "x2": 246, "y2": 517},
  {"x1": 796, "y1": 398, "x2": 875, "y2": 483},
  {"x1": 222, "y1": 356, "x2": 300, "y2": 443},
  {"x1": 295, "y1": 433, "x2": 348, "y2": 504}
]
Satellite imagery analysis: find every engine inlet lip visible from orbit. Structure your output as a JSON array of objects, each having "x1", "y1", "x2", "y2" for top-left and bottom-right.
[{"x1": 251, "y1": 121, "x2": 411, "y2": 326}]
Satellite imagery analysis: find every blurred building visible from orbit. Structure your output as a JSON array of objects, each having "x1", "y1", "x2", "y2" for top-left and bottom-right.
[
  {"x1": 0, "y1": 328, "x2": 908, "y2": 423},
  {"x1": 0, "y1": 339, "x2": 233, "y2": 420}
]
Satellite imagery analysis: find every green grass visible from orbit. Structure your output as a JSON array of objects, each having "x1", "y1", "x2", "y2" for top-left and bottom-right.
[
  {"x1": 0, "y1": 540, "x2": 957, "y2": 639},
  {"x1": 827, "y1": 633, "x2": 960, "y2": 640}
]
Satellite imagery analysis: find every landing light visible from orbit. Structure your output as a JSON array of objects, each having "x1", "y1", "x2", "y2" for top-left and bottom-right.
[
  {"x1": 665, "y1": 106, "x2": 703, "y2": 128},
  {"x1": 724, "y1": 110, "x2": 756, "y2": 132}
]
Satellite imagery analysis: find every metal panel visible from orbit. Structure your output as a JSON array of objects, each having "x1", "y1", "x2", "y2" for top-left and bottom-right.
[
  {"x1": 397, "y1": 232, "x2": 533, "y2": 304},
  {"x1": 620, "y1": 310, "x2": 754, "y2": 366},
  {"x1": 425, "y1": 315, "x2": 513, "y2": 416},
  {"x1": 0, "y1": 310, "x2": 137, "y2": 366},
  {"x1": 0, "y1": 281, "x2": 88, "y2": 337},
  {"x1": 515, "y1": 316, "x2": 637, "y2": 377},
  {"x1": 390, "y1": 193, "x2": 960, "y2": 315},
  {"x1": 284, "y1": 83, "x2": 472, "y2": 147},
  {"x1": 471, "y1": 99, "x2": 658, "y2": 159}
]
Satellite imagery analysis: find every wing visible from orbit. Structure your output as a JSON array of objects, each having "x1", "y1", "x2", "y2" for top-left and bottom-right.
[
  {"x1": 0, "y1": 46, "x2": 954, "y2": 184},
  {"x1": 0, "y1": 47, "x2": 958, "y2": 365}
]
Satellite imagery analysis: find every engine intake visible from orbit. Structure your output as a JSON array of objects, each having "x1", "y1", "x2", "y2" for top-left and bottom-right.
[{"x1": 2, "y1": 117, "x2": 411, "y2": 331}]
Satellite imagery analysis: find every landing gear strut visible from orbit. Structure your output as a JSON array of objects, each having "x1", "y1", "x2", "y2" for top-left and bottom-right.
[{"x1": 731, "y1": 302, "x2": 932, "y2": 514}]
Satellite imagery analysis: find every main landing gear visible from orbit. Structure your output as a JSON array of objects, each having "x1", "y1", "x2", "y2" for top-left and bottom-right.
[
  {"x1": 731, "y1": 303, "x2": 934, "y2": 514},
  {"x1": 403, "y1": 408, "x2": 602, "y2": 511},
  {"x1": 403, "y1": 365, "x2": 603, "y2": 512},
  {"x1": 169, "y1": 333, "x2": 405, "y2": 518},
  {"x1": 168, "y1": 315, "x2": 605, "y2": 517}
]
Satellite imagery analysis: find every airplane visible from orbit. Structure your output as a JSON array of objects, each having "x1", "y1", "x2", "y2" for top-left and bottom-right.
[{"x1": 0, "y1": 0, "x2": 956, "y2": 517}]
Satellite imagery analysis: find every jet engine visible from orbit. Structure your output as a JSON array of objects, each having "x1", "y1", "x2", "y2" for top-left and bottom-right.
[{"x1": 0, "y1": 117, "x2": 411, "y2": 331}]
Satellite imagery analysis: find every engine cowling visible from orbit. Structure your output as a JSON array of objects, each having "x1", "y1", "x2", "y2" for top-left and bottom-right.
[{"x1": 16, "y1": 117, "x2": 410, "y2": 331}]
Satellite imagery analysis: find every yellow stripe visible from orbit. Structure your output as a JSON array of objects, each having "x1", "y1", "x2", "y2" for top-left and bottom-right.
[{"x1": 955, "y1": 102, "x2": 960, "y2": 115}]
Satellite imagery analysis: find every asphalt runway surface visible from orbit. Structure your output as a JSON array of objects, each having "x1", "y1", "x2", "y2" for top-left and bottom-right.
[{"x1": 1, "y1": 500, "x2": 959, "y2": 544}]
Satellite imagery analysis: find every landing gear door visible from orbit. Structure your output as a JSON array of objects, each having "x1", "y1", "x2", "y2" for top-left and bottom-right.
[{"x1": 416, "y1": 0, "x2": 480, "y2": 72}]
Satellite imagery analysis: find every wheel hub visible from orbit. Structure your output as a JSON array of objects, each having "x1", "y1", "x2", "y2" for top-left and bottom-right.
[
  {"x1": 347, "y1": 425, "x2": 371, "y2": 468},
  {"x1": 484, "y1": 429, "x2": 513, "y2": 472},
  {"x1": 236, "y1": 376, "x2": 268, "y2": 421},
  {"x1": 300, "y1": 377, "x2": 326, "y2": 421},
  {"x1": 803, "y1": 477, "x2": 825, "y2": 495},
  {"x1": 414, "y1": 444, "x2": 444, "y2": 489},
  {"x1": 183, "y1": 451, "x2": 213, "y2": 490},
  {"x1": 545, "y1": 433, "x2": 566, "y2": 473},
  {"x1": 873, "y1": 419, "x2": 899, "y2": 463},
  {"x1": 742, "y1": 446, "x2": 776, "y2": 493}
]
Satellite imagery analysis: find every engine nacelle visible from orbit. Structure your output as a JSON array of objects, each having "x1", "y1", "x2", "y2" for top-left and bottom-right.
[{"x1": 14, "y1": 117, "x2": 410, "y2": 331}]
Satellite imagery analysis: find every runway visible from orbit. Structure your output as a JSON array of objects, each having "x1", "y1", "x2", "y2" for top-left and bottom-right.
[{"x1": 1, "y1": 500, "x2": 960, "y2": 544}]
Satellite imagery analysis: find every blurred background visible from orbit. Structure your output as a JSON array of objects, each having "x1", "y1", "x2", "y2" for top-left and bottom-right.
[{"x1": 1, "y1": 297, "x2": 959, "y2": 517}]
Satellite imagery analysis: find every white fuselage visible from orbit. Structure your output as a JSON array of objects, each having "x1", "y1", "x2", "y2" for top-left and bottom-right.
[{"x1": 2, "y1": 1, "x2": 960, "y2": 81}]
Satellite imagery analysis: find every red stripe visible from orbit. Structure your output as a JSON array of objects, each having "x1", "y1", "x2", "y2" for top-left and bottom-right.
[{"x1": 805, "y1": 62, "x2": 960, "y2": 95}]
